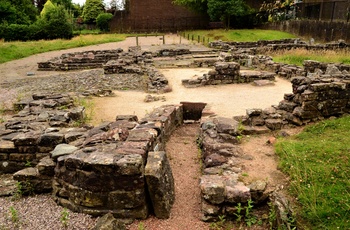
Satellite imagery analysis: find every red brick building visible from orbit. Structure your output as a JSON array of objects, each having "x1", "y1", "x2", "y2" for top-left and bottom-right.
[{"x1": 110, "y1": 0, "x2": 209, "y2": 32}]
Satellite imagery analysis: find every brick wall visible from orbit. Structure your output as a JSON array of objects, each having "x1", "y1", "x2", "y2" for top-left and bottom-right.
[{"x1": 110, "y1": 0, "x2": 209, "y2": 32}]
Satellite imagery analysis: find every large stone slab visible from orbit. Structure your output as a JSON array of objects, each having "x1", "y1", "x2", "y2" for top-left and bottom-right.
[{"x1": 145, "y1": 151, "x2": 175, "y2": 219}]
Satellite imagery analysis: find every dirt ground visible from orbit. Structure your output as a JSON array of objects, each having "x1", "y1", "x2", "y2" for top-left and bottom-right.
[
  {"x1": 92, "y1": 68, "x2": 292, "y2": 124},
  {"x1": 0, "y1": 35, "x2": 297, "y2": 229}
]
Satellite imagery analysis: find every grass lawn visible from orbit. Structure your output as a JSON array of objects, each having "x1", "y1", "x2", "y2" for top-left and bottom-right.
[
  {"x1": 0, "y1": 34, "x2": 126, "y2": 64},
  {"x1": 184, "y1": 29, "x2": 296, "y2": 42},
  {"x1": 268, "y1": 49, "x2": 350, "y2": 66},
  {"x1": 275, "y1": 116, "x2": 350, "y2": 229}
]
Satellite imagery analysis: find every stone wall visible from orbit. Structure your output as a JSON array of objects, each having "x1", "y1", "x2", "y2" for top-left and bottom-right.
[
  {"x1": 53, "y1": 104, "x2": 182, "y2": 218},
  {"x1": 198, "y1": 117, "x2": 269, "y2": 221},
  {"x1": 38, "y1": 49, "x2": 123, "y2": 71},
  {"x1": 38, "y1": 48, "x2": 171, "y2": 93},
  {"x1": 238, "y1": 70, "x2": 350, "y2": 133},
  {"x1": 0, "y1": 91, "x2": 184, "y2": 220},
  {"x1": 210, "y1": 39, "x2": 349, "y2": 52},
  {"x1": 182, "y1": 61, "x2": 275, "y2": 87},
  {"x1": 0, "y1": 93, "x2": 84, "y2": 174}
]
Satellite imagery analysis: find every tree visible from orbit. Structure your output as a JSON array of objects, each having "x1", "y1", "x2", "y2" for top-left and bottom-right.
[
  {"x1": 38, "y1": 2, "x2": 73, "y2": 39},
  {"x1": 173, "y1": 0, "x2": 208, "y2": 14},
  {"x1": 258, "y1": 0, "x2": 296, "y2": 22},
  {"x1": 52, "y1": 0, "x2": 74, "y2": 11},
  {"x1": 96, "y1": 13, "x2": 113, "y2": 31},
  {"x1": 82, "y1": 0, "x2": 105, "y2": 24},
  {"x1": 173, "y1": 0, "x2": 250, "y2": 27},
  {"x1": 207, "y1": 0, "x2": 249, "y2": 27},
  {"x1": 40, "y1": 0, "x2": 56, "y2": 17},
  {"x1": 0, "y1": 0, "x2": 38, "y2": 25}
]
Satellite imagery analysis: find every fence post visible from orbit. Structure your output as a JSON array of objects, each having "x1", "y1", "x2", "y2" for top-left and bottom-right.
[
  {"x1": 198, "y1": 35, "x2": 200, "y2": 43},
  {"x1": 163, "y1": 35, "x2": 165, "y2": 44},
  {"x1": 191, "y1": 35, "x2": 194, "y2": 41},
  {"x1": 136, "y1": 36, "x2": 139, "y2": 46}
]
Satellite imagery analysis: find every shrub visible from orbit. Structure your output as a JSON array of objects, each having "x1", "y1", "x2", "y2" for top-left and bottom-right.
[
  {"x1": 96, "y1": 13, "x2": 113, "y2": 31},
  {"x1": 0, "y1": 2, "x2": 72, "y2": 41},
  {"x1": 39, "y1": 4, "x2": 73, "y2": 40},
  {"x1": 0, "y1": 24, "x2": 30, "y2": 41}
]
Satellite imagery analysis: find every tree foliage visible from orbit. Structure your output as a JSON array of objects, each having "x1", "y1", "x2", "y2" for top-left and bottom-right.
[
  {"x1": 173, "y1": 0, "x2": 251, "y2": 27},
  {"x1": 38, "y1": 3, "x2": 73, "y2": 39},
  {"x1": 173, "y1": 0, "x2": 208, "y2": 14},
  {"x1": 82, "y1": 0, "x2": 105, "y2": 24},
  {"x1": 207, "y1": 0, "x2": 249, "y2": 27},
  {"x1": 0, "y1": 0, "x2": 38, "y2": 24},
  {"x1": 96, "y1": 13, "x2": 113, "y2": 31},
  {"x1": 258, "y1": 0, "x2": 296, "y2": 22},
  {"x1": 40, "y1": 0, "x2": 56, "y2": 17}
]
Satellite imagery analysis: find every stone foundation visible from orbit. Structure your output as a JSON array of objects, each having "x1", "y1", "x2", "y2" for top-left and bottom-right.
[
  {"x1": 182, "y1": 61, "x2": 275, "y2": 87},
  {"x1": 0, "y1": 93, "x2": 84, "y2": 174},
  {"x1": 238, "y1": 71, "x2": 350, "y2": 133},
  {"x1": 197, "y1": 117, "x2": 269, "y2": 221}
]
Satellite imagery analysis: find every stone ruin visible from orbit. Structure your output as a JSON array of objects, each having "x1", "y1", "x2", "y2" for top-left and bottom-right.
[
  {"x1": 1, "y1": 92, "x2": 183, "y2": 219},
  {"x1": 182, "y1": 61, "x2": 275, "y2": 87},
  {"x1": 1, "y1": 38, "x2": 350, "y2": 228},
  {"x1": 38, "y1": 47, "x2": 170, "y2": 93}
]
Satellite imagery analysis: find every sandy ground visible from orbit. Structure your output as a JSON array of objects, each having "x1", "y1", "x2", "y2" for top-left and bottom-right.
[{"x1": 92, "y1": 68, "x2": 292, "y2": 124}]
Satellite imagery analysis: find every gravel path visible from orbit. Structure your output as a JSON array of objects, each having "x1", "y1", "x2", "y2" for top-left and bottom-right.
[{"x1": 129, "y1": 124, "x2": 211, "y2": 230}]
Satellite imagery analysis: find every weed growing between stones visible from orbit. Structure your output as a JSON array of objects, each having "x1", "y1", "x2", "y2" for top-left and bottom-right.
[
  {"x1": 12, "y1": 182, "x2": 23, "y2": 200},
  {"x1": 137, "y1": 222, "x2": 145, "y2": 230},
  {"x1": 60, "y1": 208, "x2": 70, "y2": 228},
  {"x1": 72, "y1": 97, "x2": 94, "y2": 126},
  {"x1": 245, "y1": 200, "x2": 257, "y2": 227},
  {"x1": 268, "y1": 202, "x2": 277, "y2": 229},
  {"x1": 9, "y1": 206, "x2": 19, "y2": 224}
]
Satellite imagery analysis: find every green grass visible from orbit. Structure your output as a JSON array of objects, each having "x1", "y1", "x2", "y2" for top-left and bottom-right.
[
  {"x1": 0, "y1": 33, "x2": 126, "y2": 64},
  {"x1": 275, "y1": 116, "x2": 350, "y2": 229},
  {"x1": 184, "y1": 29, "x2": 296, "y2": 42},
  {"x1": 269, "y1": 48, "x2": 350, "y2": 66}
]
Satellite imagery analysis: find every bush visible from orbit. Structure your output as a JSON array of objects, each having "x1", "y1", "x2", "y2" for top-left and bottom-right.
[
  {"x1": 0, "y1": 24, "x2": 30, "y2": 41},
  {"x1": 0, "y1": 4, "x2": 73, "y2": 41},
  {"x1": 96, "y1": 13, "x2": 113, "y2": 32},
  {"x1": 40, "y1": 4, "x2": 73, "y2": 39}
]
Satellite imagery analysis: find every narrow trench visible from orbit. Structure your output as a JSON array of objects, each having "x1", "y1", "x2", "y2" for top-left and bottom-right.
[{"x1": 129, "y1": 123, "x2": 211, "y2": 230}]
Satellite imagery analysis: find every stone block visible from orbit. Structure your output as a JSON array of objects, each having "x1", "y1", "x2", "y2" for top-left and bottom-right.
[
  {"x1": 12, "y1": 132, "x2": 40, "y2": 146},
  {"x1": 37, "y1": 156, "x2": 56, "y2": 176},
  {"x1": 64, "y1": 132, "x2": 85, "y2": 143},
  {"x1": 108, "y1": 189, "x2": 146, "y2": 209},
  {"x1": 265, "y1": 119, "x2": 283, "y2": 130},
  {"x1": 38, "y1": 133, "x2": 64, "y2": 147},
  {"x1": 51, "y1": 144, "x2": 78, "y2": 161},
  {"x1": 114, "y1": 154, "x2": 144, "y2": 176},
  {"x1": 93, "y1": 213, "x2": 126, "y2": 230},
  {"x1": 200, "y1": 175, "x2": 225, "y2": 204},
  {"x1": 9, "y1": 153, "x2": 36, "y2": 162},
  {"x1": 145, "y1": 151, "x2": 175, "y2": 219},
  {"x1": 201, "y1": 200, "x2": 221, "y2": 216},
  {"x1": 213, "y1": 117, "x2": 240, "y2": 136},
  {"x1": 0, "y1": 140, "x2": 17, "y2": 153},
  {"x1": 225, "y1": 182, "x2": 251, "y2": 203},
  {"x1": 0, "y1": 153, "x2": 9, "y2": 160},
  {"x1": 127, "y1": 128, "x2": 158, "y2": 142},
  {"x1": 116, "y1": 115, "x2": 138, "y2": 122}
]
